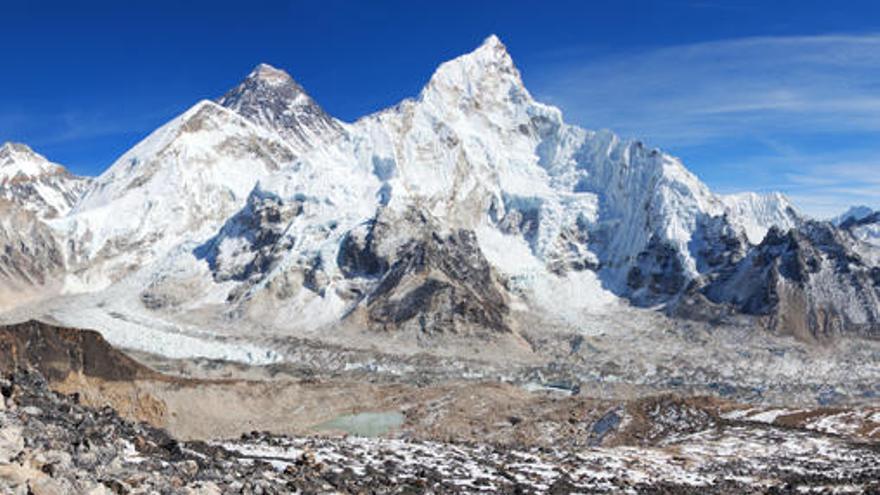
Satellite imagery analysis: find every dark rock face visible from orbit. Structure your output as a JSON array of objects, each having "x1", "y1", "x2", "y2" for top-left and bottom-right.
[
  {"x1": 626, "y1": 236, "x2": 688, "y2": 306},
  {"x1": 0, "y1": 204, "x2": 65, "y2": 289},
  {"x1": 194, "y1": 185, "x2": 301, "y2": 284},
  {"x1": 364, "y1": 230, "x2": 510, "y2": 335},
  {"x1": 699, "y1": 222, "x2": 880, "y2": 339},
  {"x1": 690, "y1": 214, "x2": 749, "y2": 277},
  {"x1": 336, "y1": 219, "x2": 389, "y2": 278},
  {"x1": 0, "y1": 320, "x2": 159, "y2": 382}
]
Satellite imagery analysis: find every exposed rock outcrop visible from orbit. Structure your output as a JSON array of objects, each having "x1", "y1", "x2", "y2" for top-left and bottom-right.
[
  {"x1": 0, "y1": 320, "x2": 160, "y2": 382},
  {"x1": 699, "y1": 222, "x2": 880, "y2": 339},
  {"x1": 364, "y1": 229, "x2": 510, "y2": 335}
]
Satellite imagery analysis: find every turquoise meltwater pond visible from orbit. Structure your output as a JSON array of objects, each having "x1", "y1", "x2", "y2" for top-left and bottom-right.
[{"x1": 313, "y1": 411, "x2": 405, "y2": 437}]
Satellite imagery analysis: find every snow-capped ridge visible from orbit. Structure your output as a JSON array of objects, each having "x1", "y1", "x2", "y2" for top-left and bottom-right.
[
  {"x1": 54, "y1": 97, "x2": 301, "y2": 291},
  {"x1": 74, "y1": 99, "x2": 270, "y2": 210},
  {"x1": 720, "y1": 191, "x2": 801, "y2": 244}
]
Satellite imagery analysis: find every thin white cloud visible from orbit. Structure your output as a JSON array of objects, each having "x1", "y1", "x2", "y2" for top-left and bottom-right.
[
  {"x1": 532, "y1": 34, "x2": 880, "y2": 140},
  {"x1": 529, "y1": 34, "x2": 880, "y2": 217}
]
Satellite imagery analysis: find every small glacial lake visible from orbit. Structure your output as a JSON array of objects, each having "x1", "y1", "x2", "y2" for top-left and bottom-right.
[{"x1": 313, "y1": 411, "x2": 405, "y2": 437}]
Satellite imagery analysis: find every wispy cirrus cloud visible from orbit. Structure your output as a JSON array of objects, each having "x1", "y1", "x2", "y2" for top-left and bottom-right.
[{"x1": 529, "y1": 34, "x2": 880, "y2": 218}]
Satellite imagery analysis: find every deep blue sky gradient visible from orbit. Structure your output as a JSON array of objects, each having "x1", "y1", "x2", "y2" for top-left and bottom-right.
[{"x1": 3, "y1": 0, "x2": 880, "y2": 216}]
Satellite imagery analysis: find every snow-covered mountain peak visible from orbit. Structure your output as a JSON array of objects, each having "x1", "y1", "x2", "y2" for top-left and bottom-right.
[
  {"x1": 0, "y1": 142, "x2": 90, "y2": 219},
  {"x1": 249, "y1": 63, "x2": 296, "y2": 87},
  {"x1": 420, "y1": 34, "x2": 532, "y2": 113},
  {"x1": 0, "y1": 142, "x2": 63, "y2": 179},
  {"x1": 833, "y1": 205, "x2": 875, "y2": 226},
  {"x1": 0, "y1": 141, "x2": 32, "y2": 157},
  {"x1": 218, "y1": 63, "x2": 344, "y2": 152},
  {"x1": 469, "y1": 34, "x2": 514, "y2": 67},
  {"x1": 57, "y1": 98, "x2": 301, "y2": 288}
]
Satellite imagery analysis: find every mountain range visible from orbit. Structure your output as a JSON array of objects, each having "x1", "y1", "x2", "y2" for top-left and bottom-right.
[{"x1": 2, "y1": 35, "x2": 879, "y2": 356}]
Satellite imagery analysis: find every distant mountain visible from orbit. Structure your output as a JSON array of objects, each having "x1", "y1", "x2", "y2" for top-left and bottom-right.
[
  {"x1": 832, "y1": 205, "x2": 875, "y2": 226},
  {"x1": 0, "y1": 142, "x2": 90, "y2": 219},
  {"x1": 0, "y1": 143, "x2": 90, "y2": 309},
  {"x1": 837, "y1": 208, "x2": 880, "y2": 265},
  {"x1": 2, "y1": 35, "x2": 878, "y2": 347}
]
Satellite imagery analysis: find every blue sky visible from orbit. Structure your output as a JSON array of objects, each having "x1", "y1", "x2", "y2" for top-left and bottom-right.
[{"x1": 2, "y1": 0, "x2": 880, "y2": 217}]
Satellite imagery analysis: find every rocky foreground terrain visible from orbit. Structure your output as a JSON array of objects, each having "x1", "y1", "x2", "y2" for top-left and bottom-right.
[
  {"x1": 1, "y1": 321, "x2": 879, "y2": 494},
  {"x1": 3, "y1": 368, "x2": 880, "y2": 494}
]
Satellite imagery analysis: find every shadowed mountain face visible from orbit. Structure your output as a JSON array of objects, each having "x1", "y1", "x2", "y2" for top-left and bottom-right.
[{"x1": 0, "y1": 320, "x2": 159, "y2": 382}]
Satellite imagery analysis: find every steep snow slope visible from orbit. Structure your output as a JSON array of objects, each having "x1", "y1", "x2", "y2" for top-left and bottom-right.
[
  {"x1": 720, "y1": 192, "x2": 800, "y2": 244},
  {"x1": 54, "y1": 101, "x2": 299, "y2": 290},
  {"x1": 0, "y1": 142, "x2": 91, "y2": 219}
]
